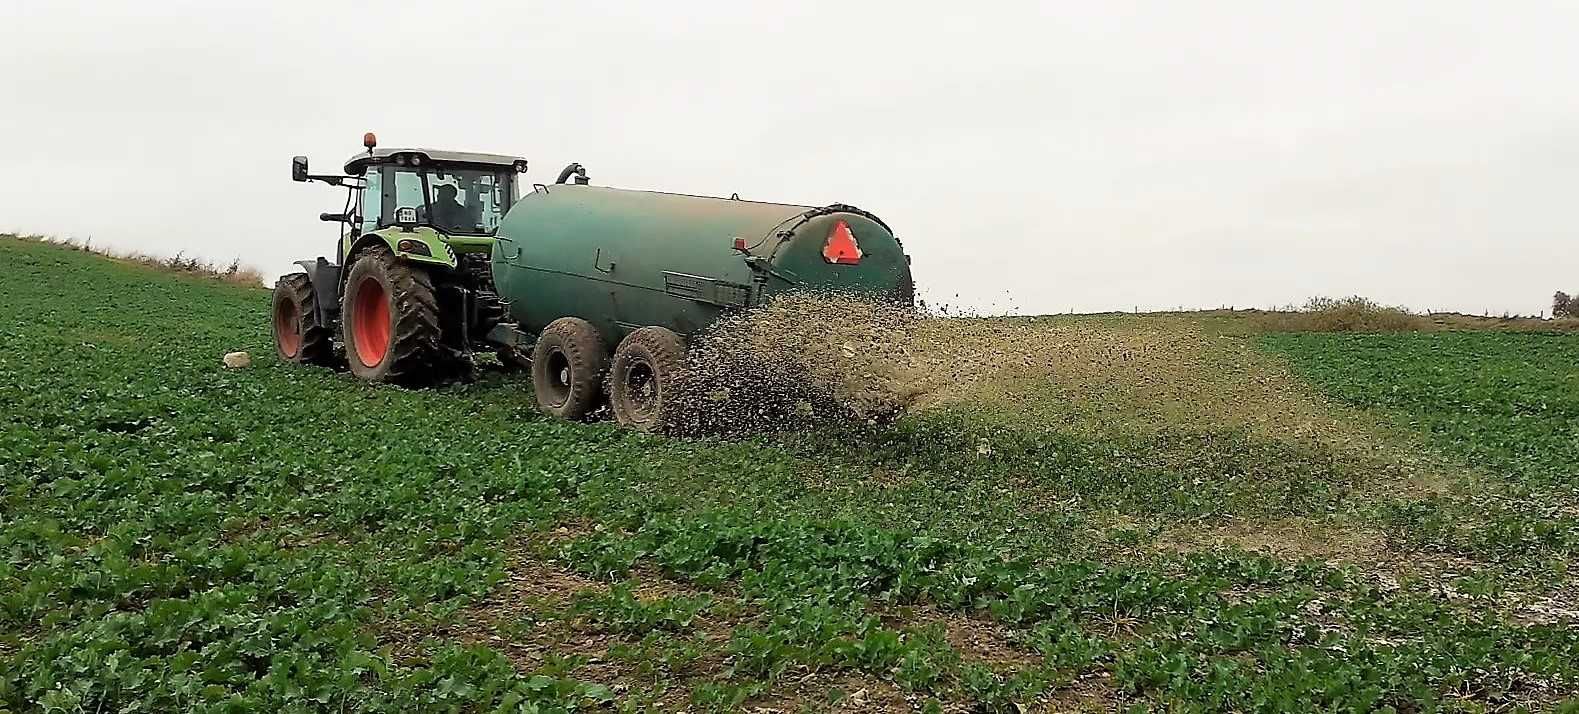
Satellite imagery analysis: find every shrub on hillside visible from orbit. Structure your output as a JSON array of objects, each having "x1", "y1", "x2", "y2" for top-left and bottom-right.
[{"x1": 1259, "y1": 295, "x2": 1428, "y2": 333}]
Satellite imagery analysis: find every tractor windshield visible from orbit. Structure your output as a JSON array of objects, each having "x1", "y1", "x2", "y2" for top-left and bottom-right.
[{"x1": 388, "y1": 166, "x2": 512, "y2": 235}]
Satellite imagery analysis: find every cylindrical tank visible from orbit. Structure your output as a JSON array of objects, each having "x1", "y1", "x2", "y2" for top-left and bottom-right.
[{"x1": 491, "y1": 184, "x2": 911, "y2": 344}]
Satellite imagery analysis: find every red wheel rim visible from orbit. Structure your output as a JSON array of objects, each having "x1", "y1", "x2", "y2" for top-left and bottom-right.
[
  {"x1": 352, "y1": 277, "x2": 391, "y2": 367},
  {"x1": 274, "y1": 297, "x2": 301, "y2": 358}
]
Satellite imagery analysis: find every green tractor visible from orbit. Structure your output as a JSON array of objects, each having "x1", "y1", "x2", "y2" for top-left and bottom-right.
[
  {"x1": 274, "y1": 133, "x2": 552, "y2": 382},
  {"x1": 277, "y1": 133, "x2": 914, "y2": 429}
]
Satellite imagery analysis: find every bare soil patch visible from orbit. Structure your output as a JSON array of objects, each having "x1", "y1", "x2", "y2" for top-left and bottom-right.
[{"x1": 1156, "y1": 517, "x2": 1389, "y2": 564}]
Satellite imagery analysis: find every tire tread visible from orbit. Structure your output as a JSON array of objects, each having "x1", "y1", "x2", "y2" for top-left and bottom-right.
[
  {"x1": 273, "y1": 273, "x2": 336, "y2": 366},
  {"x1": 342, "y1": 246, "x2": 453, "y2": 384}
]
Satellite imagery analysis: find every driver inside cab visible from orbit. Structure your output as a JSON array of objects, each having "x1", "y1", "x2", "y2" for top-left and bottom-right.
[{"x1": 432, "y1": 185, "x2": 468, "y2": 231}]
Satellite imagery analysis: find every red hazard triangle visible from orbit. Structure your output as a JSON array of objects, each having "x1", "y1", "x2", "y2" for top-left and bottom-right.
[{"x1": 822, "y1": 220, "x2": 863, "y2": 265}]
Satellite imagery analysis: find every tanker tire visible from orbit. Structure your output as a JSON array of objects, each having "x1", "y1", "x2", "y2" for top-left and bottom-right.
[
  {"x1": 272, "y1": 273, "x2": 337, "y2": 367},
  {"x1": 608, "y1": 326, "x2": 686, "y2": 432},
  {"x1": 531, "y1": 317, "x2": 608, "y2": 421},
  {"x1": 341, "y1": 246, "x2": 449, "y2": 384}
]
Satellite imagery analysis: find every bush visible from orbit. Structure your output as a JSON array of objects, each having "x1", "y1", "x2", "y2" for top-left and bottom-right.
[
  {"x1": 1555, "y1": 291, "x2": 1575, "y2": 318},
  {"x1": 1259, "y1": 296, "x2": 1428, "y2": 333}
]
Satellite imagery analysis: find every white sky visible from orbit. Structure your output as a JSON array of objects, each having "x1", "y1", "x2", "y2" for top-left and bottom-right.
[{"x1": 2, "y1": 0, "x2": 1575, "y2": 315}]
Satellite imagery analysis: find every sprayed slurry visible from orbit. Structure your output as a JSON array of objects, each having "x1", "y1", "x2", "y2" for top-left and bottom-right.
[
  {"x1": 660, "y1": 292, "x2": 1467, "y2": 530},
  {"x1": 663, "y1": 294, "x2": 927, "y2": 435},
  {"x1": 666, "y1": 293, "x2": 1392, "y2": 451}
]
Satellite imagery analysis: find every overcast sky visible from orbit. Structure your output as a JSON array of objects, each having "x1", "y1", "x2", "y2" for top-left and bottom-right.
[{"x1": 2, "y1": 1, "x2": 1574, "y2": 315}]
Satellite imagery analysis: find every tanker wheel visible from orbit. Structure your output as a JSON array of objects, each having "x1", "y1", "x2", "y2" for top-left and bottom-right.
[
  {"x1": 272, "y1": 273, "x2": 337, "y2": 367},
  {"x1": 531, "y1": 317, "x2": 608, "y2": 421},
  {"x1": 340, "y1": 246, "x2": 446, "y2": 384},
  {"x1": 609, "y1": 326, "x2": 685, "y2": 432}
]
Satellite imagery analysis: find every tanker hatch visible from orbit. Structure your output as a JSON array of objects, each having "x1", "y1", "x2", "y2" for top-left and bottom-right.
[{"x1": 823, "y1": 220, "x2": 863, "y2": 265}]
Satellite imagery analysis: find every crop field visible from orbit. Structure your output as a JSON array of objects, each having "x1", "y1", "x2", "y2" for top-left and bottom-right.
[{"x1": 3, "y1": 235, "x2": 1578, "y2": 712}]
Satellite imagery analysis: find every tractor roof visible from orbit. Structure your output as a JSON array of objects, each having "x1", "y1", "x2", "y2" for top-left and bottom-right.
[{"x1": 343, "y1": 148, "x2": 527, "y2": 175}]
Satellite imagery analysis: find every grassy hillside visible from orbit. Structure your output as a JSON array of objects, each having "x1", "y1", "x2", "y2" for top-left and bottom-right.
[{"x1": 2, "y1": 236, "x2": 1576, "y2": 712}]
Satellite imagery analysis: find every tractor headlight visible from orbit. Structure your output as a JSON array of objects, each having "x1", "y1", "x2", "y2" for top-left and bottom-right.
[
  {"x1": 395, "y1": 207, "x2": 418, "y2": 225},
  {"x1": 397, "y1": 239, "x2": 431, "y2": 256}
]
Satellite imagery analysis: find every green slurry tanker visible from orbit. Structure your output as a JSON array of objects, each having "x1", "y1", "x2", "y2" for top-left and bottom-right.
[{"x1": 275, "y1": 133, "x2": 913, "y2": 430}]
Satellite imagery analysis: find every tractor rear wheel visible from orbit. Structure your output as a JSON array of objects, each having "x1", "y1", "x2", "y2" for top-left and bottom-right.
[
  {"x1": 341, "y1": 246, "x2": 447, "y2": 384},
  {"x1": 272, "y1": 273, "x2": 336, "y2": 366},
  {"x1": 531, "y1": 317, "x2": 608, "y2": 420},
  {"x1": 609, "y1": 326, "x2": 685, "y2": 432}
]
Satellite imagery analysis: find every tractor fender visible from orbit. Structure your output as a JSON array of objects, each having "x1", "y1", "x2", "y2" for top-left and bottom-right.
[
  {"x1": 347, "y1": 228, "x2": 458, "y2": 271},
  {"x1": 293, "y1": 258, "x2": 341, "y2": 326}
]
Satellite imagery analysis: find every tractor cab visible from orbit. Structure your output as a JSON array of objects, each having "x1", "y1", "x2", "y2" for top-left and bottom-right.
[
  {"x1": 292, "y1": 134, "x2": 529, "y2": 267},
  {"x1": 282, "y1": 134, "x2": 532, "y2": 383},
  {"x1": 343, "y1": 148, "x2": 529, "y2": 239}
]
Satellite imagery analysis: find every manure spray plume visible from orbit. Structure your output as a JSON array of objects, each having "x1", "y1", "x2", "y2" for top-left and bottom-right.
[
  {"x1": 663, "y1": 293, "x2": 1019, "y2": 436},
  {"x1": 663, "y1": 294, "x2": 923, "y2": 435},
  {"x1": 663, "y1": 292, "x2": 1381, "y2": 452}
]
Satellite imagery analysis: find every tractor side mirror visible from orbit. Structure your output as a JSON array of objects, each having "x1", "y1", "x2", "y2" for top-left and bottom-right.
[{"x1": 291, "y1": 156, "x2": 310, "y2": 182}]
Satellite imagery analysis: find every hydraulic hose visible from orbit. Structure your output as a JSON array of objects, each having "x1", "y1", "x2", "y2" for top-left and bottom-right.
[{"x1": 555, "y1": 163, "x2": 589, "y2": 185}]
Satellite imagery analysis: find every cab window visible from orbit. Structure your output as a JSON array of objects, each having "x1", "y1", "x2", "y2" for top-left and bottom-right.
[
  {"x1": 389, "y1": 169, "x2": 427, "y2": 222},
  {"x1": 359, "y1": 171, "x2": 382, "y2": 235},
  {"x1": 377, "y1": 165, "x2": 510, "y2": 235},
  {"x1": 427, "y1": 169, "x2": 506, "y2": 235}
]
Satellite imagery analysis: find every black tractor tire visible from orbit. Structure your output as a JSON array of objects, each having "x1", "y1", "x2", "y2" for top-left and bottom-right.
[
  {"x1": 531, "y1": 317, "x2": 608, "y2": 421},
  {"x1": 272, "y1": 273, "x2": 337, "y2": 366},
  {"x1": 340, "y1": 246, "x2": 448, "y2": 384},
  {"x1": 608, "y1": 326, "x2": 686, "y2": 432}
]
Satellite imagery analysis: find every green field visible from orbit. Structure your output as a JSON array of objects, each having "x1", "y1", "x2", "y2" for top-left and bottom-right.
[{"x1": 3, "y1": 236, "x2": 1577, "y2": 713}]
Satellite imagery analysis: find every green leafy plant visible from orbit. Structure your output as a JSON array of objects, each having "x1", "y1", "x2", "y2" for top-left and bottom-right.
[
  {"x1": 569, "y1": 581, "x2": 711, "y2": 635},
  {"x1": 5, "y1": 236, "x2": 1578, "y2": 712}
]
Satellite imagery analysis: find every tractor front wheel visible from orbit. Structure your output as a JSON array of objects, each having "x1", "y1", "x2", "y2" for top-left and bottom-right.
[
  {"x1": 531, "y1": 317, "x2": 608, "y2": 421},
  {"x1": 608, "y1": 326, "x2": 685, "y2": 432},
  {"x1": 272, "y1": 273, "x2": 336, "y2": 366},
  {"x1": 341, "y1": 247, "x2": 447, "y2": 384}
]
